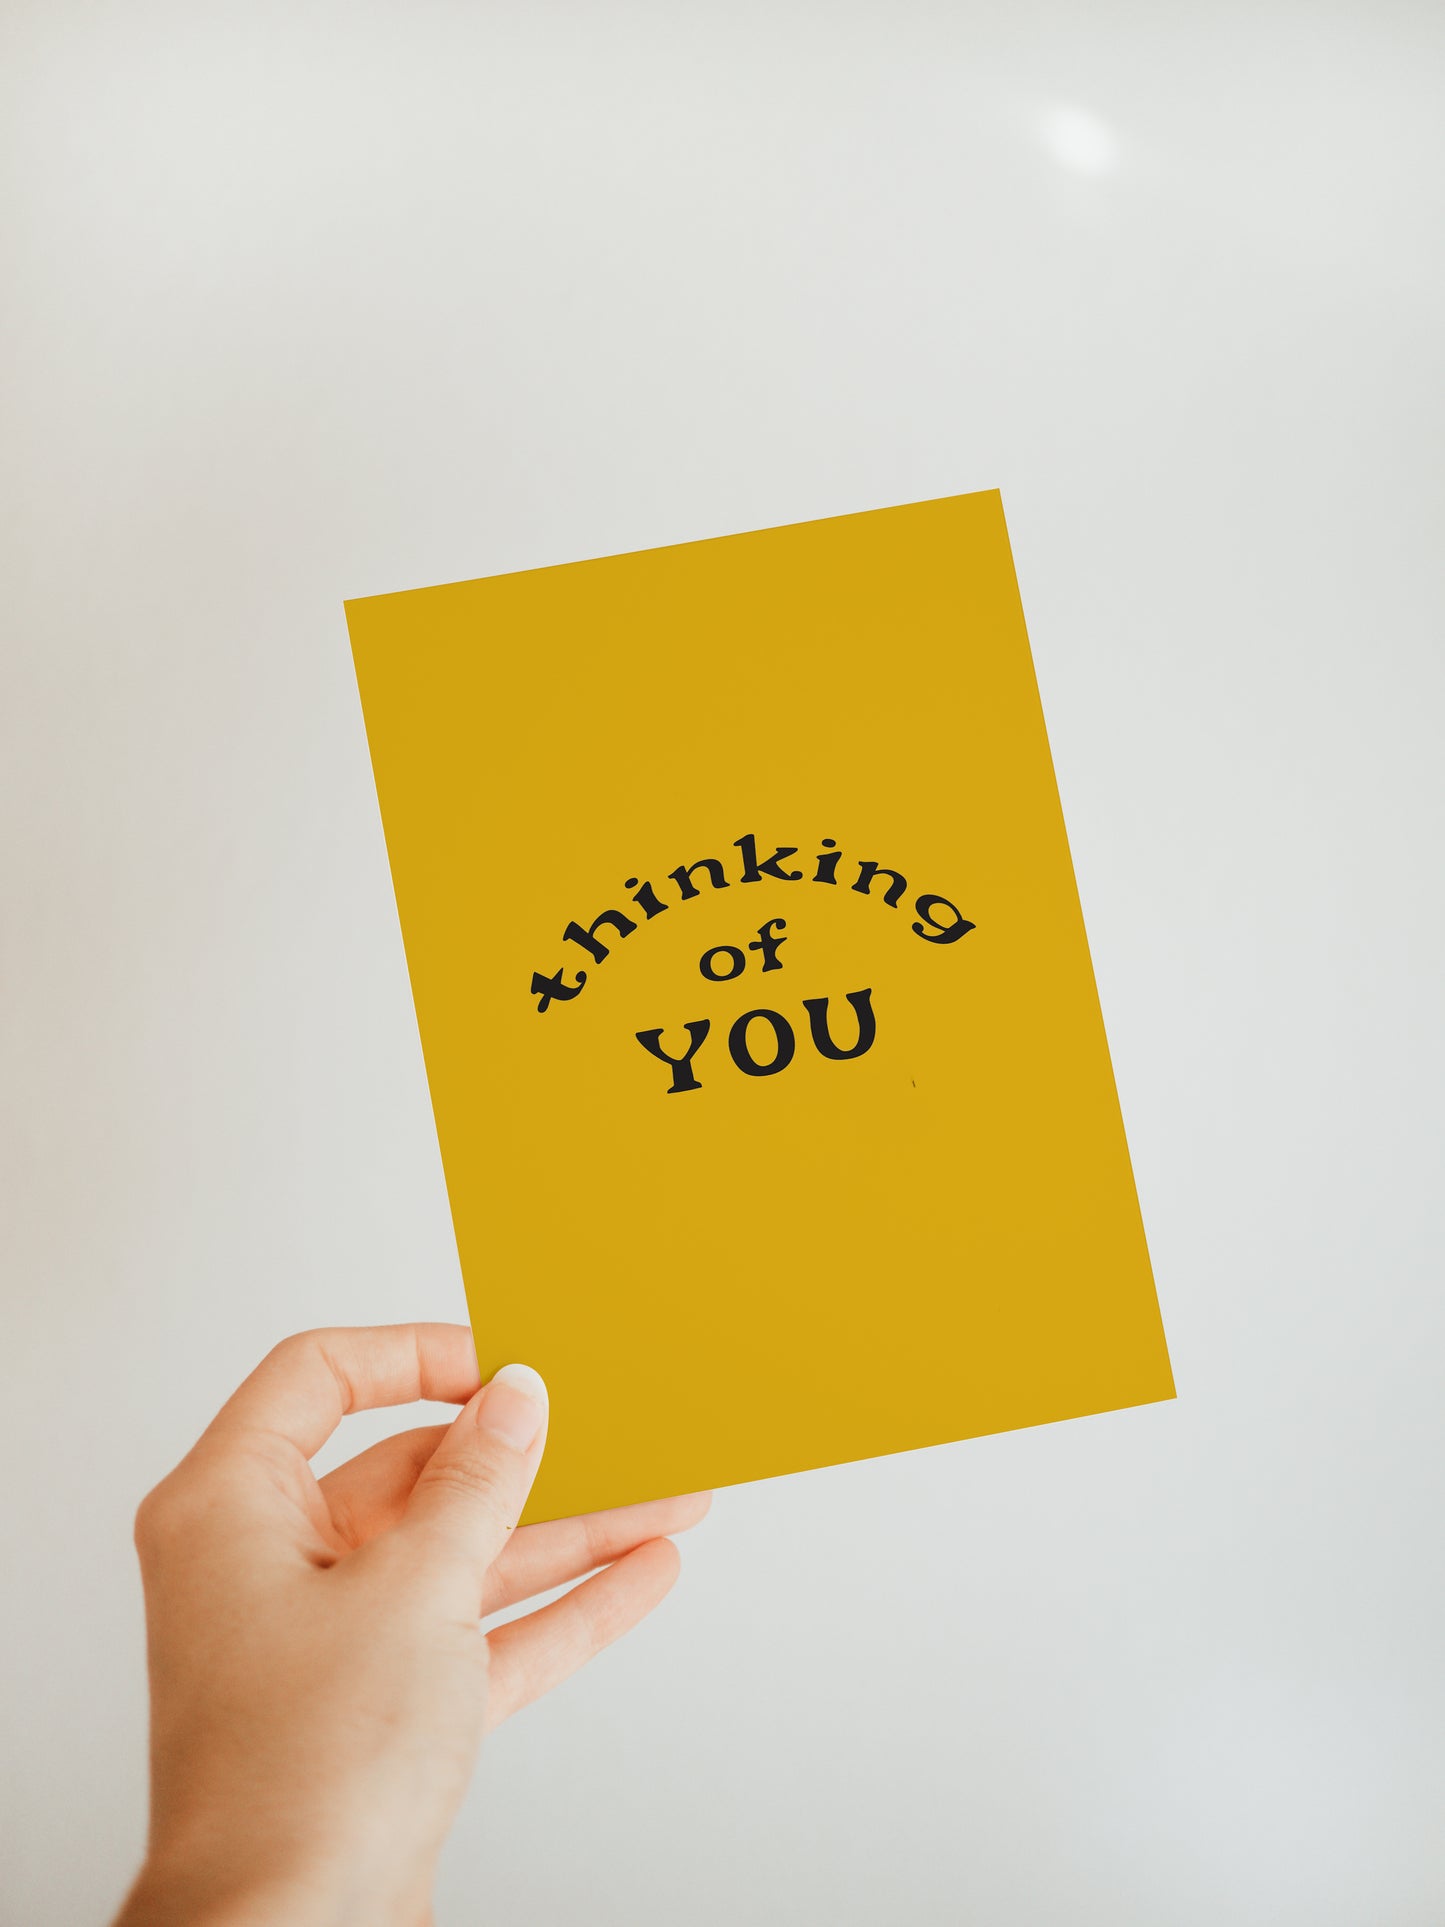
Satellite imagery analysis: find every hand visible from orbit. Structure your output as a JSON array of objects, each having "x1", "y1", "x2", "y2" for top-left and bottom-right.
[{"x1": 114, "y1": 1324, "x2": 709, "y2": 1927}]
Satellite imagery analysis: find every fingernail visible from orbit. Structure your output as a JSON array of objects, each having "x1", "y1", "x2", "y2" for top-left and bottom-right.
[{"x1": 477, "y1": 1362, "x2": 548, "y2": 1452}]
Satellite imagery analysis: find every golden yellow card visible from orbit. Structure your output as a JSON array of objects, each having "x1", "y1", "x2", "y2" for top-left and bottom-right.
[{"x1": 347, "y1": 491, "x2": 1173, "y2": 1522}]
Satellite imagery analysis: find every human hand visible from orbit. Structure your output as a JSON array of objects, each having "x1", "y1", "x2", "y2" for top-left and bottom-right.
[{"x1": 114, "y1": 1324, "x2": 709, "y2": 1927}]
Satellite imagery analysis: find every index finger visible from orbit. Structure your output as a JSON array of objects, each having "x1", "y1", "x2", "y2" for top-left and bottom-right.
[{"x1": 202, "y1": 1324, "x2": 483, "y2": 1460}]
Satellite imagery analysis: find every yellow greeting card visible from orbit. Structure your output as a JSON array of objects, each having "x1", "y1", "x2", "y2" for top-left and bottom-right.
[{"x1": 346, "y1": 492, "x2": 1173, "y2": 1522}]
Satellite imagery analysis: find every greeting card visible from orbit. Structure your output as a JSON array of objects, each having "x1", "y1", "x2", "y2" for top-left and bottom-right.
[{"x1": 347, "y1": 492, "x2": 1173, "y2": 1522}]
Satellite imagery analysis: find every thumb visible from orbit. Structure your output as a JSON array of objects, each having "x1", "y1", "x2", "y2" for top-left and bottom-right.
[{"x1": 398, "y1": 1363, "x2": 548, "y2": 1592}]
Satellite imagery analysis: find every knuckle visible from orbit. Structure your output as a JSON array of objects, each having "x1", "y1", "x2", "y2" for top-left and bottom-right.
[
  {"x1": 581, "y1": 1581, "x2": 624, "y2": 1651},
  {"x1": 269, "y1": 1328, "x2": 323, "y2": 1367},
  {"x1": 132, "y1": 1453, "x2": 240, "y2": 1560},
  {"x1": 131, "y1": 1486, "x2": 163, "y2": 1554},
  {"x1": 132, "y1": 1472, "x2": 191, "y2": 1557},
  {"x1": 422, "y1": 1454, "x2": 518, "y2": 1530},
  {"x1": 270, "y1": 1327, "x2": 355, "y2": 1414},
  {"x1": 581, "y1": 1514, "x2": 614, "y2": 1573}
]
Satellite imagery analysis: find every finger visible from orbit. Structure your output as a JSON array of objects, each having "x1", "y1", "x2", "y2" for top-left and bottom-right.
[
  {"x1": 319, "y1": 1424, "x2": 449, "y2": 1549},
  {"x1": 484, "y1": 1537, "x2": 681, "y2": 1730},
  {"x1": 482, "y1": 1491, "x2": 711, "y2": 1614},
  {"x1": 201, "y1": 1324, "x2": 481, "y2": 1461},
  {"x1": 392, "y1": 1364, "x2": 549, "y2": 1597}
]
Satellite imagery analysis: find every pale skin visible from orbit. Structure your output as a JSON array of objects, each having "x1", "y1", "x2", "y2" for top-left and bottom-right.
[{"x1": 114, "y1": 1323, "x2": 710, "y2": 1927}]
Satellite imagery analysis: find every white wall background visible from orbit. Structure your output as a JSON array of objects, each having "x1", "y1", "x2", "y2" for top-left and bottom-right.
[{"x1": 3, "y1": 3, "x2": 1442, "y2": 1921}]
